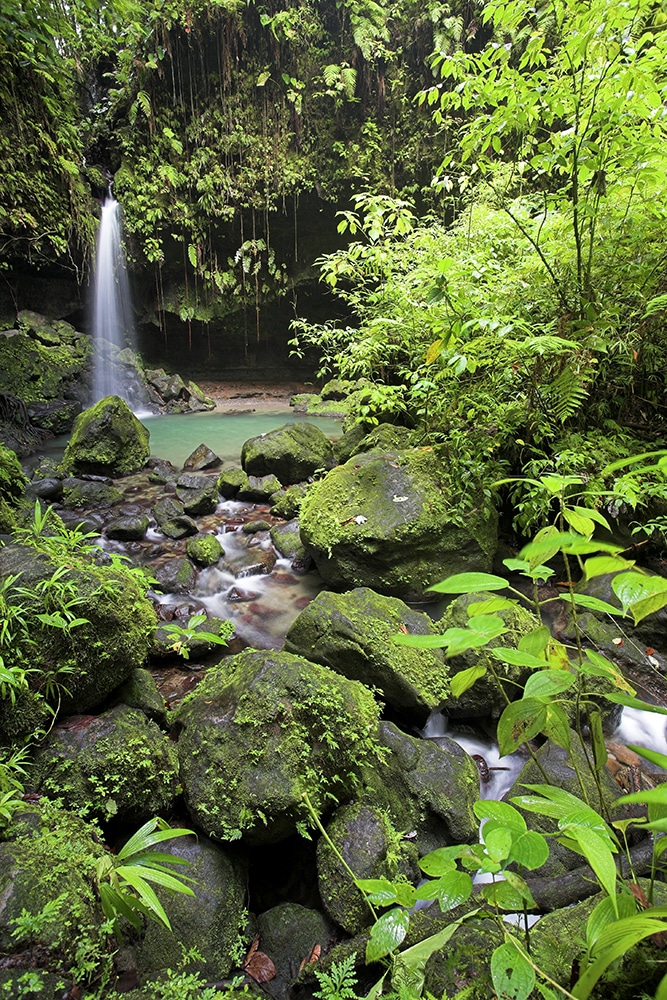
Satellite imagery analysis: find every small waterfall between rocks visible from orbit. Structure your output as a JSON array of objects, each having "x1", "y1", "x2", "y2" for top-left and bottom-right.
[{"x1": 91, "y1": 192, "x2": 137, "y2": 405}]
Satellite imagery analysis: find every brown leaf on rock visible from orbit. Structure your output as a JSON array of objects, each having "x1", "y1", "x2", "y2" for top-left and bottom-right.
[
  {"x1": 243, "y1": 935, "x2": 276, "y2": 983},
  {"x1": 298, "y1": 943, "x2": 321, "y2": 972}
]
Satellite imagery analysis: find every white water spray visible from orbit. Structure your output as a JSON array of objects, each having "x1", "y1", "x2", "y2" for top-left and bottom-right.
[{"x1": 91, "y1": 194, "x2": 136, "y2": 404}]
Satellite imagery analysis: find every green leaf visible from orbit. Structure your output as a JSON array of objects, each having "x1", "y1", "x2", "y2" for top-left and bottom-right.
[
  {"x1": 617, "y1": 785, "x2": 667, "y2": 808},
  {"x1": 467, "y1": 597, "x2": 517, "y2": 616},
  {"x1": 571, "y1": 506, "x2": 611, "y2": 531},
  {"x1": 415, "y1": 870, "x2": 473, "y2": 912},
  {"x1": 563, "y1": 507, "x2": 594, "y2": 537},
  {"x1": 626, "y1": 743, "x2": 667, "y2": 771},
  {"x1": 569, "y1": 593, "x2": 624, "y2": 615},
  {"x1": 507, "y1": 830, "x2": 550, "y2": 870},
  {"x1": 427, "y1": 572, "x2": 509, "y2": 594},
  {"x1": 484, "y1": 825, "x2": 513, "y2": 863},
  {"x1": 482, "y1": 879, "x2": 526, "y2": 910},
  {"x1": 117, "y1": 821, "x2": 193, "y2": 861},
  {"x1": 474, "y1": 800, "x2": 526, "y2": 833},
  {"x1": 451, "y1": 664, "x2": 487, "y2": 697},
  {"x1": 187, "y1": 243, "x2": 197, "y2": 268},
  {"x1": 612, "y1": 572, "x2": 667, "y2": 624},
  {"x1": 580, "y1": 651, "x2": 634, "y2": 692},
  {"x1": 560, "y1": 826, "x2": 617, "y2": 910},
  {"x1": 497, "y1": 699, "x2": 547, "y2": 756},
  {"x1": 490, "y1": 647, "x2": 548, "y2": 668},
  {"x1": 491, "y1": 940, "x2": 535, "y2": 1000},
  {"x1": 523, "y1": 669, "x2": 575, "y2": 699},
  {"x1": 366, "y1": 908, "x2": 410, "y2": 963},
  {"x1": 600, "y1": 692, "x2": 667, "y2": 715},
  {"x1": 354, "y1": 878, "x2": 401, "y2": 906},
  {"x1": 572, "y1": 914, "x2": 667, "y2": 999},
  {"x1": 518, "y1": 626, "x2": 551, "y2": 658},
  {"x1": 392, "y1": 633, "x2": 449, "y2": 649},
  {"x1": 583, "y1": 556, "x2": 633, "y2": 581},
  {"x1": 542, "y1": 703, "x2": 572, "y2": 750},
  {"x1": 419, "y1": 846, "x2": 464, "y2": 877},
  {"x1": 586, "y1": 893, "x2": 637, "y2": 953}
]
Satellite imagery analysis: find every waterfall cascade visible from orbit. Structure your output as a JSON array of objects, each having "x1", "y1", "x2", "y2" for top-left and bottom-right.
[{"x1": 91, "y1": 194, "x2": 137, "y2": 405}]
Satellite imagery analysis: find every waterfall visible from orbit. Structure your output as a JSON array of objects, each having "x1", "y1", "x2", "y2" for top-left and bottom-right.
[{"x1": 91, "y1": 194, "x2": 137, "y2": 404}]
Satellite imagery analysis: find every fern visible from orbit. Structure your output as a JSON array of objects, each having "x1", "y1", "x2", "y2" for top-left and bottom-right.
[
  {"x1": 313, "y1": 953, "x2": 359, "y2": 1000},
  {"x1": 548, "y1": 364, "x2": 591, "y2": 423}
]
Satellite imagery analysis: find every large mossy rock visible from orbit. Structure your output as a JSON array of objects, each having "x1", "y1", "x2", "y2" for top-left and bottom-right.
[
  {"x1": 28, "y1": 705, "x2": 180, "y2": 823},
  {"x1": 257, "y1": 903, "x2": 337, "y2": 1000},
  {"x1": 175, "y1": 649, "x2": 381, "y2": 844},
  {"x1": 299, "y1": 449, "x2": 497, "y2": 600},
  {"x1": 0, "y1": 544, "x2": 156, "y2": 718},
  {"x1": 317, "y1": 802, "x2": 420, "y2": 934},
  {"x1": 62, "y1": 395, "x2": 150, "y2": 476},
  {"x1": 284, "y1": 587, "x2": 449, "y2": 723},
  {"x1": 422, "y1": 918, "x2": 504, "y2": 1000},
  {"x1": 0, "y1": 805, "x2": 107, "y2": 995},
  {"x1": 0, "y1": 326, "x2": 89, "y2": 405},
  {"x1": 241, "y1": 422, "x2": 335, "y2": 483},
  {"x1": 134, "y1": 834, "x2": 248, "y2": 985}
]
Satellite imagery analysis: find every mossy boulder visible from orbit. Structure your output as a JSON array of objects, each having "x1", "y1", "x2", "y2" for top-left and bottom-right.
[
  {"x1": 422, "y1": 918, "x2": 504, "y2": 1000},
  {"x1": 61, "y1": 396, "x2": 150, "y2": 476},
  {"x1": 238, "y1": 473, "x2": 283, "y2": 501},
  {"x1": 270, "y1": 482, "x2": 310, "y2": 519},
  {"x1": 183, "y1": 442, "x2": 221, "y2": 471},
  {"x1": 175, "y1": 473, "x2": 219, "y2": 515},
  {"x1": 105, "y1": 513, "x2": 149, "y2": 540},
  {"x1": 0, "y1": 328, "x2": 89, "y2": 404},
  {"x1": 0, "y1": 543, "x2": 156, "y2": 715},
  {"x1": 356, "y1": 423, "x2": 414, "y2": 454},
  {"x1": 299, "y1": 448, "x2": 498, "y2": 601},
  {"x1": 241, "y1": 422, "x2": 335, "y2": 483},
  {"x1": 317, "y1": 802, "x2": 420, "y2": 934},
  {"x1": 0, "y1": 804, "x2": 107, "y2": 993},
  {"x1": 270, "y1": 519, "x2": 307, "y2": 562},
  {"x1": 217, "y1": 466, "x2": 250, "y2": 498},
  {"x1": 28, "y1": 704, "x2": 180, "y2": 823},
  {"x1": 0, "y1": 442, "x2": 27, "y2": 501},
  {"x1": 257, "y1": 903, "x2": 336, "y2": 999},
  {"x1": 437, "y1": 591, "x2": 540, "y2": 718},
  {"x1": 175, "y1": 648, "x2": 382, "y2": 843},
  {"x1": 285, "y1": 587, "x2": 449, "y2": 723},
  {"x1": 154, "y1": 556, "x2": 197, "y2": 593},
  {"x1": 186, "y1": 531, "x2": 224, "y2": 566},
  {"x1": 111, "y1": 667, "x2": 166, "y2": 724},
  {"x1": 62, "y1": 476, "x2": 123, "y2": 509},
  {"x1": 134, "y1": 834, "x2": 248, "y2": 984}
]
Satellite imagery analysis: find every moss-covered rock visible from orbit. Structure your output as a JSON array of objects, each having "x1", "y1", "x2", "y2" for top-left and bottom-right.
[
  {"x1": 0, "y1": 543, "x2": 156, "y2": 716},
  {"x1": 356, "y1": 423, "x2": 414, "y2": 454},
  {"x1": 317, "y1": 802, "x2": 420, "y2": 934},
  {"x1": 105, "y1": 513, "x2": 150, "y2": 540},
  {"x1": 175, "y1": 648, "x2": 382, "y2": 843},
  {"x1": 0, "y1": 442, "x2": 28, "y2": 501},
  {"x1": 28, "y1": 704, "x2": 180, "y2": 823},
  {"x1": 0, "y1": 803, "x2": 108, "y2": 994},
  {"x1": 151, "y1": 615, "x2": 234, "y2": 660},
  {"x1": 241, "y1": 422, "x2": 335, "y2": 483},
  {"x1": 175, "y1": 473, "x2": 219, "y2": 515},
  {"x1": 285, "y1": 588, "x2": 450, "y2": 723},
  {"x1": 183, "y1": 442, "x2": 221, "y2": 471},
  {"x1": 217, "y1": 466, "x2": 250, "y2": 498},
  {"x1": 62, "y1": 476, "x2": 123, "y2": 509},
  {"x1": 437, "y1": 591, "x2": 540, "y2": 717},
  {"x1": 134, "y1": 833, "x2": 248, "y2": 984},
  {"x1": 61, "y1": 396, "x2": 150, "y2": 476},
  {"x1": 256, "y1": 903, "x2": 336, "y2": 998},
  {"x1": 270, "y1": 519, "x2": 307, "y2": 562},
  {"x1": 238, "y1": 473, "x2": 283, "y2": 501},
  {"x1": 186, "y1": 531, "x2": 223, "y2": 566},
  {"x1": 154, "y1": 556, "x2": 197, "y2": 594},
  {"x1": 299, "y1": 448, "x2": 498, "y2": 601},
  {"x1": 111, "y1": 667, "x2": 167, "y2": 724},
  {"x1": 422, "y1": 918, "x2": 504, "y2": 999},
  {"x1": 0, "y1": 329, "x2": 89, "y2": 404},
  {"x1": 270, "y1": 482, "x2": 310, "y2": 519}
]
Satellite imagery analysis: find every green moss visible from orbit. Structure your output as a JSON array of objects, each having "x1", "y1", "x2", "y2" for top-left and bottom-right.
[
  {"x1": 175, "y1": 649, "x2": 381, "y2": 843},
  {"x1": 217, "y1": 466, "x2": 250, "y2": 498},
  {"x1": 185, "y1": 532, "x2": 223, "y2": 566},
  {"x1": 0, "y1": 443, "x2": 27, "y2": 501},
  {"x1": 0, "y1": 333, "x2": 89, "y2": 403},
  {"x1": 61, "y1": 396, "x2": 150, "y2": 476},
  {"x1": 28, "y1": 705, "x2": 180, "y2": 823}
]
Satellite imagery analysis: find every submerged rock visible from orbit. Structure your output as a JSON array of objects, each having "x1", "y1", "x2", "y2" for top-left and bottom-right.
[
  {"x1": 241, "y1": 422, "x2": 335, "y2": 483},
  {"x1": 175, "y1": 648, "x2": 381, "y2": 843},
  {"x1": 285, "y1": 587, "x2": 449, "y2": 723},
  {"x1": 61, "y1": 395, "x2": 150, "y2": 476},
  {"x1": 299, "y1": 448, "x2": 498, "y2": 600}
]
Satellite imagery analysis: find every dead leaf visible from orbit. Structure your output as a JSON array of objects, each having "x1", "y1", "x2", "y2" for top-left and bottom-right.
[
  {"x1": 243, "y1": 935, "x2": 277, "y2": 984},
  {"x1": 646, "y1": 647, "x2": 656, "y2": 656},
  {"x1": 298, "y1": 943, "x2": 321, "y2": 972}
]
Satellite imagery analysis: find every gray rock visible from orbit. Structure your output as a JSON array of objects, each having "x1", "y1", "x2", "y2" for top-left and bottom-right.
[
  {"x1": 238, "y1": 474, "x2": 283, "y2": 502},
  {"x1": 105, "y1": 514, "x2": 149, "y2": 540},
  {"x1": 241, "y1": 422, "x2": 335, "y2": 483},
  {"x1": 154, "y1": 557, "x2": 197, "y2": 593},
  {"x1": 183, "y1": 443, "x2": 221, "y2": 471}
]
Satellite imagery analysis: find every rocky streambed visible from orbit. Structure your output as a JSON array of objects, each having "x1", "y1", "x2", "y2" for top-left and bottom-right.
[{"x1": 1, "y1": 395, "x2": 667, "y2": 999}]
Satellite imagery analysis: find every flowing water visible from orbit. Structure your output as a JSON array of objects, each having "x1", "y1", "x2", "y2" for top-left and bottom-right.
[{"x1": 91, "y1": 195, "x2": 137, "y2": 405}]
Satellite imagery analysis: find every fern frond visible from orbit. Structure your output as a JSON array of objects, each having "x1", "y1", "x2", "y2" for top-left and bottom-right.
[{"x1": 548, "y1": 364, "x2": 591, "y2": 422}]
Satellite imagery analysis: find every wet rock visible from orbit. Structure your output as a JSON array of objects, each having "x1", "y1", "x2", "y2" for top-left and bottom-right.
[
  {"x1": 285, "y1": 587, "x2": 449, "y2": 723},
  {"x1": 333, "y1": 423, "x2": 368, "y2": 463},
  {"x1": 224, "y1": 547, "x2": 277, "y2": 578},
  {"x1": 243, "y1": 519, "x2": 272, "y2": 534},
  {"x1": 62, "y1": 476, "x2": 123, "y2": 508},
  {"x1": 226, "y1": 586, "x2": 259, "y2": 602},
  {"x1": 105, "y1": 513, "x2": 149, "y2": 540},
  {"x1": 423, "y1": 918, "x2": 504, "y2": 999},
  {"x1": 25, "y1": 476, "x2": 63, "y2": 501},
  {"x1": 256, "y1": 903, "x2": 336, "y2": 999},
  {"x1": 270, "y1": 483, "x2": 310, "y2": 519},
  {"x1": 161, "y1": 516, "x2": 199, "y2": 539},
  {"x1": 152, "y1": 614, "x2": 234, "y2": 660},
  {"x1": 154, "y1": 556, "x2": 197, "y2": 594},
  {"x1": 241, "y1": 422, "x2": 335, "y2": 483},
  {"x1": 27, "y1": 398, "x2": 82, "y2": 433},
  {"x1": 299, "y1": 448, "x2": 498, "y2": 601},
  {"x1": 110, "y1": 667, "x2": 166, "y2": 725},
  {"x1": 28, "y1": 704, "x2": 180, "y2": 823},
  {"x1": 148, "y1": 461, "x2": 179, "y2": 485},
  {"x1": 238, "y1": 474, "x2": 283, "y2": 502},
  {"x1": 135, "y1": 834, "x2": 247, "y2": 984},
  {"x1": 61, "y1": 395, "x2": 150, "y2": 476},
  {"x1": 183, "y1": 443, "x2": 221, "y2": 471},
  {"x1": 356, "y1": 423, "x2": 414, "y2": 454},
  {"x1": 145, "y1": 369, "x2": 186, "y2": 401},
  {"x1": 186, "y1": 531, "x2": 224, "y2": 566},
  {"x1": 217, "y1": 466, "x2": 250, "y2": 498},
  {"x1": 270, "y1": 520, "x2": 307, "y2": 562},
  {"x1": 175, "y1": 648, "x2": 381, "y2": 843},
  {"x1": 317, "y1": 802, "x2": 420, "y2": 934},
  {"x1": 176, "y1": 474, "x2": 219, "y2": 515}
]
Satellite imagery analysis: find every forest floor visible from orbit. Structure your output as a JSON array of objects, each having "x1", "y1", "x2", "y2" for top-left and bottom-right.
[{"x1": 197, "y1": 380, "x2": 313, "y2": 412}]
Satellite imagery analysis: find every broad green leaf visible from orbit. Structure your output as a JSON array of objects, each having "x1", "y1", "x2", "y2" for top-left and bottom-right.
[
  {"x1": 523, "y1": 669, "x2": 575, "y2": 699},
  {"x1": 626, "y1": 743, "x2": 667, "y2": 771},
  {"x1": 117, "y1": 864, "x2": 194, "y2": 896},
  {"x1": 580, "y1": 651, "x2": 634, "y2": 693},
  {"x1": 572, "y1": 914, "x2": 667, "y2": 999},
  {"x1": 569, "y1": 593, "x2": 624, "y2": 615},
  {"x1": 419, "y1": 845, "x2": 463, "y2": 876},
  {"x1": 518, "y1": 626, "x2": 551, "y2": 658},
  {"x1": 474, "y1": 800, "x2": 526, "y2": 833},
  {"x1": 563, "y1": 507, "x2": 594, "y2": 537},
  {"x1": 502, "y1": 869, "x2": 537, "y2": 906},
  {"x1": 571, "y1": 506, "x2": 611, "y2": 531},
  {"x1": 583, "y1": 556, "x2": 633, "y2": 581},
  {"x1": 490, "y1": 647, "x2": 548, "y2": 668},
  {"x1": 601, "y1": 450, "x2": 667, "y2": 475},
  {"x1": 507, "y1": 830, "x2": 550, "y2": 870},
  {"x1": 586, "y1": 893, "x2": 637, "y2": 953},
  {"x1": 612, "y1": 571, "x2": 667, "y2": 623},
  {"x1": 542, "y1": 474, "x2": 583, "y2": 494},
  {"x1": 561, "y1": 826, "x2": 617, "y2": 910},
  {"x1": 497, "y1": 698, "x2": 547, "y2": 756},
  {"x1": 617, "y1": 785, "x2": 667, "y2": 808},
  {"x1": 366, "y1": 907, "x2": 410, "y2": 963},
  {"x1": 484, "y1": 825, "x2": 512, "y2": 863},
  {"x1": 355, "y1": 878, "x2": 402, "y2": 906},
  {"x1": 503, "y1": 558, "x2": 554, "y2": 582},
  {"x1": 440, "y1": 624, "x2": 505, "y2": 657},
  {"x1": 468, "y1": 597, "x2": 517, "y2": 616},
  {"x1": 451, "y1": 663, "x2": 486, "y2": 697},
  {"x1": 415, "y1": 870, "x2": 473, "y2": 912},
  {"x1": 427, "y1": 572, "x2": 509, "y2": 594},
  {"x1": 117, "y1": 821, "x2": 193, "y2": 861},
  {"x1": 468, "y1": 614, "x2": 507, "y2": 637},
  {"x1": 601, "y1": 692, "x2": 667, "y2": 715},
  {"x1": 491, "y1": 940, "x2": 535, "y2": 1000},
  {"x1": 117, "y1": 869, "x2": 171, "y2": 928},
  {"x1": 542, "y1": 703, "x2": 572, "y2": 750},
  {"x1": 519, "y1": 526, "x2": 564, "y2": 568},
  {"x1": 588, "y1": 710, "x2": 608, "y2": 772},
  {"x1": 546, "y1": 638, "x2": 572, "y2": 671},
  {"x1": 481, "y1": 879, "x2": 526, "y2": 910}
]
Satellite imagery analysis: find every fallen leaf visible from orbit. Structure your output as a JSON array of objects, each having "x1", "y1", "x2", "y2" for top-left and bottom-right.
[
  {"x1": 299, "y1": 942, "x2": 321, "y2": 972},
  {"x1": 243, "y1": 935, "x2": 277, "y2": 984},
  {"x1": 646, "y1": 647, "x2": 656, "y2": 656}
]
